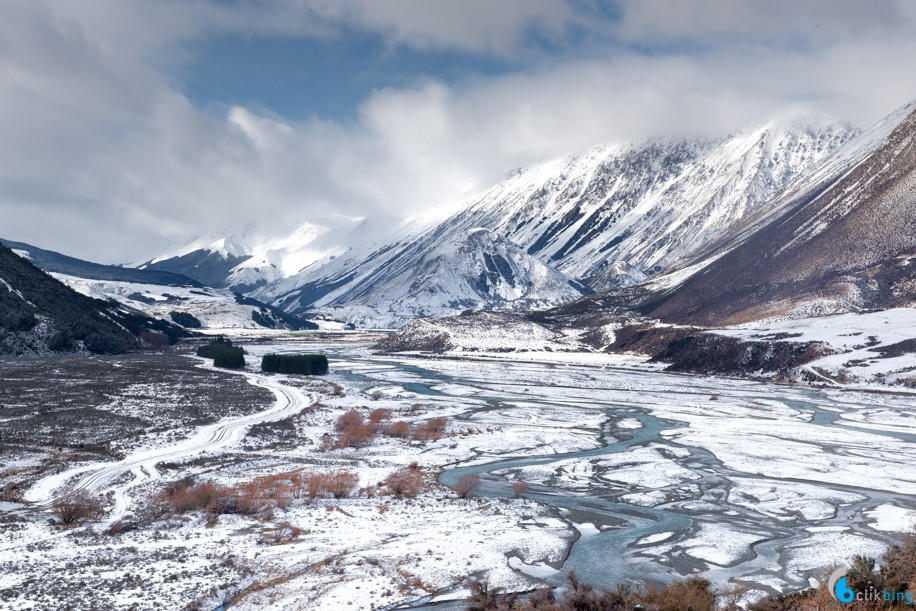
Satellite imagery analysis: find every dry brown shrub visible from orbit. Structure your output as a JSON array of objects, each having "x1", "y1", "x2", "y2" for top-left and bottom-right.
[
  {"x1": 368, "y1": 408, "x2": 391, "y2": 423},
  {"x1": 337, "y1": 423, "x2": 375, "y2": 448},
  {"x1": 369, "y1": 390, "x2": 384, "y2": 400},
  {"x1": 325, "y1": 471, "x2": 359, "y2": 499},
  {"x1": 383, "y1": 421, "x2": 412, "y2": 438},
  {"x1": 254, "y1": 473, "x2": 294, "y2": 506},
  {"x1": 335, "y1": 409, "x2": 364, "y2": 431},
  {"x1": 383, "y1": 467, "x2": 423, "y2": 498},
  {"x1": 304, "y1": 472, "x2": 329, "y2": 500},
  {"x1": 334, "y1": 410, "x2": 375, "y2": 447},
  {"x1": 414, "y1": 416, "x2": 447, "y2": 441},
  {"x1": 454, "y1": 474, "x2": 480, "y2": 499},
  {"x1": 52, "y1": 488, "x2": 104, "y2": 525},
  {"x1": 289, "y1": 471, "x2": 307, "y2": 499},
  {"x1": 259, "y1": 522, "x2": 302, "y2": 545},
  {"x1": 642, "y1": 575, "x2": 716, "y2": 611},
  {"x1": 511, "y1": 481, "x2": 529, "y2": 498},
  {"x1": 163, "y1": 480, "x2": 227, "y2": 513}
]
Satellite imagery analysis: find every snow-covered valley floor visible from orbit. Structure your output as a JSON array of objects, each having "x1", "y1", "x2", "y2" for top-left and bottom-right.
[{"x1": 2, "y1": 339, "x2": 915, "y2": 609}]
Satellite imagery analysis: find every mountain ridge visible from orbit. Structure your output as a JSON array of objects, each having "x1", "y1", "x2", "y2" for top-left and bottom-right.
[
  {"x1": 143, "y1": 112, "x2": 860, "y2": 327},
  {"x1": 644, "y1": 102, "x2": 916, "y2": 325}
]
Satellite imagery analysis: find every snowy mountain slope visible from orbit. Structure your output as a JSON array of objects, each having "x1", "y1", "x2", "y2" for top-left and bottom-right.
[
  {"x1": 243, "y1": 114, "x2": 854, "y2": 326},
  {"x1": 143, "y1": 218, "x2": 391, "y2": 293},
  {"x1": 56, "y1": 275, "x2": 317, "y2": 331},
  {"x1": 141, "y1": 113, "x2": 855, "y2": 327},
  {"x1": 143, "y1": 237, "x2": 252, "y2": 288},
  {"x1": 261, "y1": 227, "x2": 587, "y2": 328},
  {"x1": 714, "y1": 308, "x2": 916, "y2": 386},
  {"x1": 439, "y1": 113, "x2": 858, "y2": 290},
  {"x1": 645, "y1": 100, "x2": 916, "y2": 325}
]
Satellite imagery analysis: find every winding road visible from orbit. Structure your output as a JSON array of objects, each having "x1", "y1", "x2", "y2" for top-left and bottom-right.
[{"x1": 24, "y1": 362, "x2": 313, "y2": 523}]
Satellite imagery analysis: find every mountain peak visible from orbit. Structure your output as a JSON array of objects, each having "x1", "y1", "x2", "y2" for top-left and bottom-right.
[{"x1": 207, "y1": 238, "x2": 247, "y2": 259}]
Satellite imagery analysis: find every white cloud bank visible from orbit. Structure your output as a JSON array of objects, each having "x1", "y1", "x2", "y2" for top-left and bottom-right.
[{"x1": 1, "y1": 0, "x2": 915, "y2": 262}]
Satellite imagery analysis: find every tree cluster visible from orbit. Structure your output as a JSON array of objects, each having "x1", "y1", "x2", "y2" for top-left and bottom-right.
[
  {"x1": 169, "y1": 311, "x2": 202, "y2": 328},
  {"x1": 196, "y1": 336, "x2": 246, "y2": 369},
  {"x1": 261, "y1": 353, "x2": 328, "y2": 375}
]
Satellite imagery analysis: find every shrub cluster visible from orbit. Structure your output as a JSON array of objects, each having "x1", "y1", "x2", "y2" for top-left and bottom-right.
[
  {"x1": 196, "y1": 336, "x2": 245, "y2": 369},
  {"x1": 468, "y1": 572, "x2": 725, "y2": 611},
  {"x1": 334, "y1": 409, "x2": 376, "y2": 448},
  {"x1": 378, "y1": 416, "x2": 448, "y2": 442},
  {"x1": 382, "y1": 466, "x2": 424, "y2": 498},
  {"x1": 261, "y1": 353, "x2": 329, "y2": 375},
  {"x1": 51, "y1": 488, "x2": 104, "y2": 525},
  {"x1": 157, "y1": 470, "x2": 362, "y2": 518},
  {"x1": 330, "y1": 409, "x2": 449, "y2": 449}
]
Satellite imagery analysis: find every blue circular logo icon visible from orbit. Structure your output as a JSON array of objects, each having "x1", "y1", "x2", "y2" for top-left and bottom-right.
[{"x1": 828, "y1": 567, "x2": 855, "y2": 603}]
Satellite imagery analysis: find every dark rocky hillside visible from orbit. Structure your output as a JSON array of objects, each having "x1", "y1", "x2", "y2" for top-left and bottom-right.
[{"x1": 0, "y1": 244, "x2": 189, "y2": 355}]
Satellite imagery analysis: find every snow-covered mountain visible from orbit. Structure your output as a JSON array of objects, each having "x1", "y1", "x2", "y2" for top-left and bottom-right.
[
  {"x1": 436, "y1": 112, "x2": 858, "y2": 291},
  {"x1": 645, "y1": 100, "x2": 916, "y2": 325},
  {"x1": 143, "y1": 217, "x2": 400, "y2": 293},
  {"x1": 145, "y1": 112, "x2": 858, "y2": 327},
  {"x1": 58, "y1": 275, "x2": 317, "y2": 332},
  {"x1": 143, "y1": 237, "x2": 252, "y2": 288},
  {"x1": 258, "y1": 226, "x2": 587, "y2": 328},
  {"x1": 1, "y1": 237, "x2": 200, "y2": 287}
]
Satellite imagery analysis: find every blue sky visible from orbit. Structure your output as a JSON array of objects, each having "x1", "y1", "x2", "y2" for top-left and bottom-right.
[
  {"x1": 178, "y1": 2, "x2": 626, "y2": 123},
  {"x1": 2, "y1": 0, "x2": 916, "y2": 261},
  {"x1": 182, "y1": 32, "x2": 516, "y2": 122}
]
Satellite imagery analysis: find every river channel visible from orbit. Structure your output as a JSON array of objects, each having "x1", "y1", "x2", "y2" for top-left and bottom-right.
[{"x1": 311, "y1": 344, "x2": 916, "y2": 603}]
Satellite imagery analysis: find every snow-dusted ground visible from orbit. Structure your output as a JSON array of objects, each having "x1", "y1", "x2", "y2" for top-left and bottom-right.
[
  {"x1": 715, "y1": 308, "x2": 916, "y2": 387},
  {"x1": 3, "y1": 340, "x2": 915, "y2": 609}
]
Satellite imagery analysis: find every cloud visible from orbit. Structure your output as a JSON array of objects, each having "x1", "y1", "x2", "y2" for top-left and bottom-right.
[
  {"x1": 611, "y1": 0, "x2": 911, "y2": 49},
  {"x1": 302, "y1": 0, "x2": 575, "y2": 55},
  {"x1": 1, "y1": 0, "x2": 916, "y2": 262}
]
